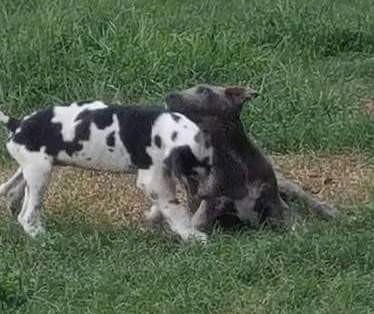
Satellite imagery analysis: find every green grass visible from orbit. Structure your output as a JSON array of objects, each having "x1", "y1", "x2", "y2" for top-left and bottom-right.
[
  {"x1": 0, "y1": 0, "x2": 374, "y2": 153},
  {"x1": 1, "y1": 0, "x2": 374, "y2": 313},
  {"x1": 1, "y1": 208, "x2": 374, "y2": 314}
]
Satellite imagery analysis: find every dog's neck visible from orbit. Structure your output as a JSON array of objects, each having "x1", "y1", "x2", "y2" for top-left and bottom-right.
[
  {"x1": 186, "y1": 113, "x2": 260, "y2": 156},
  {"x1": 184, "y1": 111, "x2": 275, "y2": 179}
]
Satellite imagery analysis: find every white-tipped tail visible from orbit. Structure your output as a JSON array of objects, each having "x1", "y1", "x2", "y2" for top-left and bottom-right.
[{"x1": 0, "y1": 111, "x2": 10, "y2": 124}]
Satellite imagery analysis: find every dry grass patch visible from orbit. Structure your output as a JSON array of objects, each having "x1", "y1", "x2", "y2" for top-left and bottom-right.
[
  {"x1": 362, "y1": 99, "x2": 374, "y2": 116},
  {"x1": 273, "y1": 153, "x2": 373, "y2": 205},
  {"x1": 0, "y1": 153, "x2": 372, "y2": 227}
]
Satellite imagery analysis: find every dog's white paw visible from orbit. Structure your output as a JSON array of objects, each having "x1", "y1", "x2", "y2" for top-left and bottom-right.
[
  {"x1": 144, "y1": 205, "x2": 162, "y2": 223},
  {"x1": 182, "y1": 229, "x2": 208, "y2": 244},
  {"x1": 22, "y1": 222, "x2": 45, "y2": 239}
]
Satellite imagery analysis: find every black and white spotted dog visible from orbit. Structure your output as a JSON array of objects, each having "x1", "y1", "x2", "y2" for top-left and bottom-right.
[{"x1": 0, "y1": 102, "x2": 213, "y2": 241}]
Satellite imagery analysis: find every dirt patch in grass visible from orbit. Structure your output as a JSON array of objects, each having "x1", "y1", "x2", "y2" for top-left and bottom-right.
[
  {"x1": 0, "y1": 153, "x2": 372, "y2": 227},
  {"x1": 273, "y1": 153, "x2": 373, "y2": 205},
  {"x1": 362, "y1": 99, "x2": 374, "y2": 116}
]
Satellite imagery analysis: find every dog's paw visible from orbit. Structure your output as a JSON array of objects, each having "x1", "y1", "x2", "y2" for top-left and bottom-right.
[
  {"x1": 23, "y1": 223, "x2": 45, "y2": 239},
  {"x1": 186, "y1": 230, "x2": 208, "y2": 244},
  {"x1": 144, "y1": 205, "x2": 163, "y2": 225}
]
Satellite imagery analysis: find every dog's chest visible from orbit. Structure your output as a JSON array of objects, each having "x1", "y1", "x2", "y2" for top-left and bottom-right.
[{"x1": 234, "y1": 182, "x2": 263, "y2": 224}]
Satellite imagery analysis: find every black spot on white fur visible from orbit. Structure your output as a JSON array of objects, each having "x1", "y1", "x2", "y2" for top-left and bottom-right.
[
  {"x1": 169, "y1": 199, "x2": 180, "y2": 205},
  {"x1": 171, "y1": 114, "x2": 181, "y2": 122},
  {"x1": 116, "y1": 106, "x2": 162, "y2": 168},
  {"x1": 194, "y1": 131, "x2": 202, "y2": 143},
  {"x1": 171, "y1": 131, "x2": 178, "y2": 141},
  {"x1": 12, "y1": 108, "x2": 68, "y2": 156},
  {"x1": 150, "y1": 192, "x2": 158, "y2": 200},
  {"x1": 164, "y1": 145, "x2": 211, "y2": 179},
  {"x1": 75, "y1": 108, "x2": 114, "y2": 130},
  {"x1": 106, "y1": 132, "x2": 115, "y2": 147},
  {"x1": 10, "y1": 105, "x2": 164, "y2": 168},
  {"x1": 154, "y1": 135, "x2": 162, "y2": 148}
]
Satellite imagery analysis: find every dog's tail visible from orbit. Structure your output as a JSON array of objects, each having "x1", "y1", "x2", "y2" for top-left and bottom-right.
[{"x1": 0, "y1": 109, "x2": 20, "y2": 133}]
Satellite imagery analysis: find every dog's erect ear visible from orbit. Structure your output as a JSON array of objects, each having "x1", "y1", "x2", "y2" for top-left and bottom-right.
[
  {"x1": 165, "y1": 92, "x2": 186, "y2": 111},
  {"x1": 225, "y1": 86, "x2": 258, "y2": 112}
]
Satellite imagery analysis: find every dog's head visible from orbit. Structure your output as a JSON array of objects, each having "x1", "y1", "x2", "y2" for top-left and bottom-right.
[{"x1": 165, "y1": 84, "x2": 258, "y2": 117}]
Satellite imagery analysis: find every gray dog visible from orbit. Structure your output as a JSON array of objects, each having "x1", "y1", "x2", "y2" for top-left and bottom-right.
[{"x1": 165, "y1": 84, "x2": 339, "y2": 231}]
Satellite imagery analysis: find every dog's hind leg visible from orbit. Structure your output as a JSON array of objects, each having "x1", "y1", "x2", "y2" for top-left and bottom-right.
[
  {"x1": 0, "y1": 167, "x2": 23, "y2": 196},
  {"x1": 192, "y1": 198, "x2": 231, "y2": 231},
  {"x1": 6, "y1": 178, "x2": 26, "y2": 215},
  {"x1": 276, "y1": 171, "x2": 339, "y2": 219},
  {"x1": 17, "y1": 161, "x2": 52, "y2": 238},
  {"x1": 0, "y1": 168, "x2": 26, "y2": 215},
  {"x1": 267, "y1": 156, "x2": 339, "y2": 218}
]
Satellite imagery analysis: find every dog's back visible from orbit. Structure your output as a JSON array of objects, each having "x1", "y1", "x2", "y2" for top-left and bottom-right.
[{"x1": 4, "y1": 101, "x2": 211, "y2": 173}]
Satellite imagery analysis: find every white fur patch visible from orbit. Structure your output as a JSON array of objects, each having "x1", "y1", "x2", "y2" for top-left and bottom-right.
[
  {"x1": 146, "y1": 112, "x2": 211, "y2": 162},
  {"x1": 0, "y1": 111, "x2": 10, "y2": 124},
  {"x1": 235, "y1": 183, "x2": 264, "y2": 224},
  {"x1": 57, "y1": 114, "x2": 133, "y2": 172},
  {"x1": 137, "y1": 166, "x2": 207, "y2": 243},
  {"x1": 52, "y1": 101, "x2": 107, "y2": 142}
]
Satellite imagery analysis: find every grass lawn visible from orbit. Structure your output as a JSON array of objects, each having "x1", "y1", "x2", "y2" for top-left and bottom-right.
[{"x1": 0, "y1": 0, "x2": 374, "y2": 313}]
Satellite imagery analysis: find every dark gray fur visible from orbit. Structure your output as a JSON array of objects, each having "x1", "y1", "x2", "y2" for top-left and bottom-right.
[{"x1": 165, "y1": 84, "x2": 339, "y2": 231}]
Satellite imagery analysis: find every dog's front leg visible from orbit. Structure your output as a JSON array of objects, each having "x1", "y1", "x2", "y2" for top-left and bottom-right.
[
  {"x1": 158, "y1": 198, "x2": 207, "y2": 243},
  {"x1": 184, "y1": 178, "x2": 201, "y2": 213},
  {"x1": 137, "y1": 167, "x2": 207, "y2": 243},
  {"x1": 192, "y1": 199, "x2": 226, "y2": 232}
]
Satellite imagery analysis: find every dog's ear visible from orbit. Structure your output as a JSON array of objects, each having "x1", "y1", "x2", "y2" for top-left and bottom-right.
[
  {"x1": 165, "y1": 92, "x2": 186, "y2": 111},
  {"x1": 225, "y1": 86, "x2": 258, "y2": 113}
]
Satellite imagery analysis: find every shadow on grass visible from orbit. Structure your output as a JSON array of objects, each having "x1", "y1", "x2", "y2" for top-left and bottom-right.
[{"x1": 0, "y1": 282, "x2": 30, "y2": 312}]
